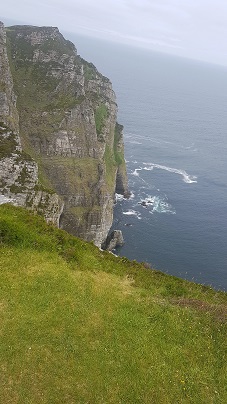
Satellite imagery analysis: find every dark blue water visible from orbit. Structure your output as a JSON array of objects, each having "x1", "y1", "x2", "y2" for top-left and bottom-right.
[{"x1": 67, "y1": 32, "x2": 227, "y2": 291}]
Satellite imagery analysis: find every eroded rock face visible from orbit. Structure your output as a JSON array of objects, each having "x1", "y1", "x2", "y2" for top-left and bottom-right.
[
  {"x1": 0, "y1": 22, "x2": 19, "y2": 133},
  {"x1": 102, "y1": 230, "x2": 124, "y2": 251},
  {"x1": 0, "y1": 22, "x2": 129, "y2": 246},
  {"x1": 0, "y1": 23, "x2": 63, "y2": 226}
]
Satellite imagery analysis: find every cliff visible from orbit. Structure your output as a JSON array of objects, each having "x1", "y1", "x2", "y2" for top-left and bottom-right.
[
  {"x1": 0, "y1": 22, "x2": 129, "y2": 246},
  {"x1": 0, "y1": 22, "x2": 63, "y2": 226}
]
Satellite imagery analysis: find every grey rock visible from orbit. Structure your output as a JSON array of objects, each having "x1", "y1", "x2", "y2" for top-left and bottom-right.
[
  {"x1": 0, "y1": 23, "x2": 63, "y2": 227},
  {"x1": 0, "y1": 22, "x2": 129, "y2": 246},
  {"x1": 102, "y1": 230, "x2": 124, "y2": 251}
]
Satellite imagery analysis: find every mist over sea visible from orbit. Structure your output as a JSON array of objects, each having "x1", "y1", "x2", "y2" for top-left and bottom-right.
[{"x1": 67, "y1": 32, "x2": 227, "y2": 291}]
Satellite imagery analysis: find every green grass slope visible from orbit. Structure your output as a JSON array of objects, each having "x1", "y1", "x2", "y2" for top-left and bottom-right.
[{"x1": 0, "y1": 204, "x2": 226, "y2": 403}]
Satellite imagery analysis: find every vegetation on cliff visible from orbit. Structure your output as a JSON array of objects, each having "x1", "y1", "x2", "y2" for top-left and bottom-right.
[
  {"x1": 0, "y1": 204, "x2": 226, "y2": 403},
  {"x1": 0, "y1": 22, "x2": 129, "y2": 246}
]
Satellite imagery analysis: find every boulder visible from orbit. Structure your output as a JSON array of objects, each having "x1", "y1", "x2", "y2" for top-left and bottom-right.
[{"x1": 103, "y1": 230, "x2": 124, "y2": 251}]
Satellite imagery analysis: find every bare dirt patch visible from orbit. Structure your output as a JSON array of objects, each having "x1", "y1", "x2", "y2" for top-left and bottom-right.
[{"x1": 171, "y1": 298, "x2": 227, "y2": 322}]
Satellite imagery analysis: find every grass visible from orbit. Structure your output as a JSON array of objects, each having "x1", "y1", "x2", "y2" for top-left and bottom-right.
[
  {"x1": 104, "y1": 145, "x2": 117, "y2": 190},
  {"x1": 0, "y1": 204, "x2": 226, "y2": 403},
  {"x1": 39, "y1": 156, "x2": 100, "y2": 196},
  {"x1": 84, "y1": 64, "x2": 96, "y2": 81},
  {"x1": 114, "y1": 122, "x2": 124, "y2": 165},
  {"x1": 95, "y1": 104, "x2": 108, "y2": 135}
]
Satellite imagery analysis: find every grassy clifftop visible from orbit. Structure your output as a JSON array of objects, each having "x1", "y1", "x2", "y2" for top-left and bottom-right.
[{"x1": 0, "y1": 204, "x2": 226, "y2": 403}]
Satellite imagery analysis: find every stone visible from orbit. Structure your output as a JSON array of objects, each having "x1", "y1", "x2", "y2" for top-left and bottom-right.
[{"x1": 102, "y1": 230, "x2": 124, "y2": 251}]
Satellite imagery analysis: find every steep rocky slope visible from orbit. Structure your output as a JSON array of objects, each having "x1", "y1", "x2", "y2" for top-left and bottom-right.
[
  {"x1": 0, "y1": 22, "x2": 128, "y2": 246},
  {"x1": 0, "y1": 22, "x2": 63, "y2": 226}
]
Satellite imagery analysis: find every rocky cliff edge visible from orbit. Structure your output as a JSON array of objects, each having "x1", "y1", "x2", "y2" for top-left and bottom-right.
[{"x1": 0, "y1": 22, "x2": 129, "y2": 246}]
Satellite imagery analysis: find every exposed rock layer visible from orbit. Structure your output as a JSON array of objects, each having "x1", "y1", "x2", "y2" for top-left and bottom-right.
[
  {"x1": 0, "y1": 22, "x2": 63, "y2": 225},
  {"x1": 0, "y1": 22, "x2": 128, "y2": 245},
  {"x1": 102, "y1": 230, "x2": 124, "y2": 251}
]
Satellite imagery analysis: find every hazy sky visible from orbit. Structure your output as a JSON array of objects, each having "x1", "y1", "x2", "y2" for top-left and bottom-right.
[{"x1": 1, "y1": 0, "x2": 227, "y2": 66}]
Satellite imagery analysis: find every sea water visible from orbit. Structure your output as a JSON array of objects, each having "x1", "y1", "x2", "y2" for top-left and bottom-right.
[{"x1": 66, "y1": 32, "x2": 227, "y2": 291}]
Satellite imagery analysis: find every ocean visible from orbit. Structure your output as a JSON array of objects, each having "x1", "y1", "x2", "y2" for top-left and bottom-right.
[{"x1": 66, "y1": 32, "x2": 227, "y2": 291}]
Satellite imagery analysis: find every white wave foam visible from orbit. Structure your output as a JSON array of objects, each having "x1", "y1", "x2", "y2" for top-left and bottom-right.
[
  {"x1": 139, "y1": 195, "x2": 175, "y2": 214},
  {"x1": 143, "y1": 196, "x2": 155, "y2": 205},
  {"x1": 123, "y1": 210, "x2": 141, "y2": 219},
  {"x1": 115, "y1": 193, "x2": 124, "y2": 201},
  {"x1": 128, "y1": 140, "x2": 142, "y2": 145},
  {"x1": 184, "y1": 144, "x2": 194, "y2": 150},
  {"x1": 143, "y1": 166, "x2": 154, "y2": 171},
  {"x1": 142, "y1": 163, "x2": 197, "y2": 184},
  {"x1": 129, "y1": 192, "x2": 135, "y2": 199},
  {"x1": 131, "y1": 168, "x2": 142, "y2": 176},
  {"x1": 115, "y1": 192, "x2": 135, "y2": 201},
  {"x1": 123, "y1": 210, "x2": 137, "y2": 215},
  {"x1": 132, "y1": 169, "x2": 139, "y2": 177}
]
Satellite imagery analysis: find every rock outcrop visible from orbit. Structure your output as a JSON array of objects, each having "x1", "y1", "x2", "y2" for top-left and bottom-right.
[
  {"x1": 102, "y1": 230, "x2": 124, "y2": 251},
  {"x1": 0, "y1": 22, "x2": 128, "y2": 245}
]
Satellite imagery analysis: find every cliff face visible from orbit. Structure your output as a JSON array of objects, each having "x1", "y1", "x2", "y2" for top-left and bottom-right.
[
  {"x1": 0, "y1": 22, "x2": 128, "y2": 246},
  {"x1": 0, "y1": 22, "x2": 63, "y2": 225}
]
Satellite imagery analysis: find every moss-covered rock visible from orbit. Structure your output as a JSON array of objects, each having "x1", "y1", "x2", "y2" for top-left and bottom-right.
[
  {"x1": 1, "y1": 22, "x2": 129, "y2": 246},
  {"x1": 0, "y1": 22, "x2": 63, "y2": 226}
]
